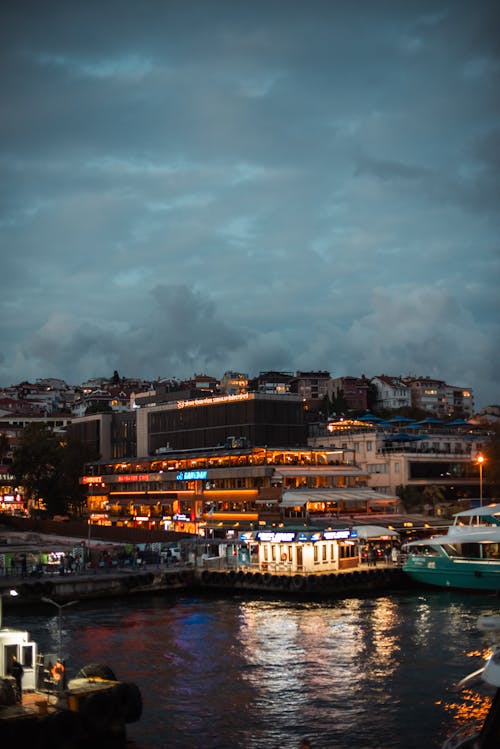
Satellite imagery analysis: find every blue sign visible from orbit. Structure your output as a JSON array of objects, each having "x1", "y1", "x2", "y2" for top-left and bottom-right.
[
  {"x1": 176, "y1": 470, "x2": 208, "y2": 481},
  {"x1": 256, "y1": 531, "x2": 296, "y2": 543},
  {"x1": 322, "y1": 529, "x2": 351, "y2": 541}
]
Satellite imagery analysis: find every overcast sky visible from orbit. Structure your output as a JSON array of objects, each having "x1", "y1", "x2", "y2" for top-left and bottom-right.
[{"x1": 1, "y1": 1, "x2": 499, "y2": 409}]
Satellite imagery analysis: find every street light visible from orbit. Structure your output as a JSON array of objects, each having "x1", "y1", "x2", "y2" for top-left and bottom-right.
[
  {"x1": 0, "y1": 589, "x2": 18, "y2": 628},
  {"x1": 476, "y1": 454, "x2": 485, "y2": 507},
  {"x1": 41, "y1": 597, "x2": 78, "y2": 661}
]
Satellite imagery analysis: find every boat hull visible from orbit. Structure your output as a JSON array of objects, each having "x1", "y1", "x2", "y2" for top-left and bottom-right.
[{"x1": 403, "y1": 557, "x2": 500, "y2": 592}]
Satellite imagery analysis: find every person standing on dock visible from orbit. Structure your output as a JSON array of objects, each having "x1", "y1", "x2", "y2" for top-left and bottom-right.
[{"x1": 8, "y1": 655, "x2": 23, "y2": 702}]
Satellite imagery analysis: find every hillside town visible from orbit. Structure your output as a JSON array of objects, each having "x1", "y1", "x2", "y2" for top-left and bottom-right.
[{"x1": 0, "y1": 370, "x2": 497, "y2": 539}]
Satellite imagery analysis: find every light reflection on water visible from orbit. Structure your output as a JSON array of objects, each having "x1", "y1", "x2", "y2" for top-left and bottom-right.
[{"x1": 8, "y1": 591, "x2": 498, "y2": 749}]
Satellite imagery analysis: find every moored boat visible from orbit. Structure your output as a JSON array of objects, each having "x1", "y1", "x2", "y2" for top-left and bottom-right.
[
  {"x1": 403, "y1": 504, "x2": 500, "y2": 592},
  {"x1": 0, "y1": 615, "x2": 142, "y2": 746}
]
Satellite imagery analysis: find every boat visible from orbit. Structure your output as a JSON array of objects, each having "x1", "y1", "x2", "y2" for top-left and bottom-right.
[
  {"x1": 442, "y1": 614, "x2": 500, "y2": 748},
  {"x1": 0, "y1": 603, "x2": 142, "y2": 746},
  {"x1": 402, "y1": 503, "x2": 500, "y2": 592}
]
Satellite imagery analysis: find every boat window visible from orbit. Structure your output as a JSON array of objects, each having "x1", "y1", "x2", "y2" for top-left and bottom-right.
[
  {"x1": 412, "y1": 545, "x2": 439, "y2": 556},
  {"x1": 442, "y1": 544, "x2": 459, "y2": 557}
]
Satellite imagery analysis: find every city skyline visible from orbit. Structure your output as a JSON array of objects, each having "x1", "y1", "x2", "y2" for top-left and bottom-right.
[{"x1": 1, "y1": 1, "x2": 499, "y2": 410}]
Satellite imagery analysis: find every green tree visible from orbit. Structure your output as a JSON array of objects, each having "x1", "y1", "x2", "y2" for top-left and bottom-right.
[
  {"x1": 396, "y1": 484, "x2": 422, "y2": 512},
  {"x1": 11, "y1": 425, "x2": 99, "y2": 517},
  {"x1": 11, "y1": 424, "x2": 64, "y2": 515},
  {"x1": 0, "y1": 433, "x2": 10, "y2": 463},
  {"x1": 422, "y1": 484, "x2": 445, "y2": 515}
]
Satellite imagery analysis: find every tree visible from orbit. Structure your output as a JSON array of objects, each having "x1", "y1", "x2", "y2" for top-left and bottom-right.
[
  {"x1": 0, "y1": 433, "x2": 10, "y2": 463},
  {"x1": 396, "y1": 484, "x2": 422, "y2": 512},
  {"x1": 86, "y1": 401, "x2": 113, "y2": 415},
  {"x1": 11, "y1": 424, "x2": 99, "y2": 517},
  {"x1": 422, "y1": 484, "x2": 445, "y2": 515},
  {"x1": 11, "y1": 424, "x2": 64, "y2": 515}
]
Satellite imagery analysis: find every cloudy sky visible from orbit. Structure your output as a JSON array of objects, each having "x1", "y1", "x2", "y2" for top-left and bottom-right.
[{"x1": 1, "y1": 1, "x2": 499, "y2": 408}]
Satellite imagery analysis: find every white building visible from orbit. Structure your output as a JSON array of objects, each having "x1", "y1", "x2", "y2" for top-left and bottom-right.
[{"x1": 371, "y1": 376, "x2": 411, "y2": 411}]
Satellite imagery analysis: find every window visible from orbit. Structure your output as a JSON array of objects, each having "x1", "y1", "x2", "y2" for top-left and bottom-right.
[
  {"x1": 394, "y1": 463, "x2": 400, "y2": 473},
  {"x1": 366, "y1": 441, "x2": 373, "y2": 452}
]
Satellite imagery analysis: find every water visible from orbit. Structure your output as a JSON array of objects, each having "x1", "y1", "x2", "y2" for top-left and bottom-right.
[{"x1": 7, "y1": 590, "x2": 499, "y2": 749}]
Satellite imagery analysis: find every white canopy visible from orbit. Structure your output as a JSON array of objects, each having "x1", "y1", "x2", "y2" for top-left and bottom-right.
[
  {"x1": 353, "y1": 525, "x2": 399, "y2": 540},
  {"x1": 454, "y1": 503, "x2": 500, "y2": 519},
  {"x1": 280, "y1": 489, "x2": 399, "y2": 508}
]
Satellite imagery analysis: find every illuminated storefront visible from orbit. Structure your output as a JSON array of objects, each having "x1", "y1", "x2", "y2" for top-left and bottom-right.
[
  {"x1": 81, "y1": 445, "x2": 388, "y2": 536},
  {"x1": 239, "y1": 526, "x2": 359, "y2": 573}
]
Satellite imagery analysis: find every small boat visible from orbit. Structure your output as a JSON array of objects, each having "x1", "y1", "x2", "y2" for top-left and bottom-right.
[
  {"x1": 0, "y1": 615, "x2": 142, "y2": 745},
  {"x1": 442, "y1": 614, "x2": 500, "y2": 749},
  {"x1": 402, "y1": 504, "x2": 500, "y2": 592}
]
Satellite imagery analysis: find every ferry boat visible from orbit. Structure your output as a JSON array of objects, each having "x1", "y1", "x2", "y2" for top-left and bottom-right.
[{"x1": 402, "y1": 504, "x2": 500, "y2": 592}]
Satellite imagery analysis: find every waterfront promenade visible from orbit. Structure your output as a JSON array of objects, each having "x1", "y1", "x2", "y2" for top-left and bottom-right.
[{"x1": 0, "y1": 521, "x2": 411, "y2": 606}]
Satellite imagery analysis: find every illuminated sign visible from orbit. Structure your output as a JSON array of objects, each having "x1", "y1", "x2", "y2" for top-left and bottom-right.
[
  {"x1": 117, "y1": 474, "x2": 150, "y2": 482},
  {"x1": 0, "y1": 473, "x2": 14, "y2": 481},
  {"x1": 177, "y1": 393, "x2": 249, "y2": 409},
  {"x1": 256, "y1": 531, "x2": 296, "y2": 543},
  {"x1": 176, "y1": 470, "x2": 208, "y2": 481},
  {"x1": 173, "y1": 513, "x2": 191, "y2": 522},
  {"x1": 323, "y1": 529, "x2": 351, "y2": 541},
  {"x1": 82, "y1": 476, "x2": 103, "y2": 485}
]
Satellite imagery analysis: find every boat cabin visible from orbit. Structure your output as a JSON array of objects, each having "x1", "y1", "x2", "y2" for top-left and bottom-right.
[{"x1": 0, "y1": 628, "x2": 38, "y2": 691}]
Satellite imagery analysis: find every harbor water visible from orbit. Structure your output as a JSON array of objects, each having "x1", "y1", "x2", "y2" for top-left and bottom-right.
[{"x1": 7, "y1": 589, "x2": 499, "y2": 749}]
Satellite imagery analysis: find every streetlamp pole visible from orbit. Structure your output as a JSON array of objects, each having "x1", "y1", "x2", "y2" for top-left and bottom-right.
[
  {"x1": 41, "y1": 597, "x2": 78, "y2": 661},
  {"x1": 476, "y1": 454, "x2": 485, "y2": 507}
]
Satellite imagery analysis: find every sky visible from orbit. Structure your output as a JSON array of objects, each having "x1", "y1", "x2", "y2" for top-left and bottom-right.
[{"x1": 1, "y1": 1, "x2": 499, "y2": 409}]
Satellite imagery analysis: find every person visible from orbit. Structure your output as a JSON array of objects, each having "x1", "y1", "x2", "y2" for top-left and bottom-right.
[
  {"x1": 51, "y1": 659, "x2": 65, "y2": 688},
  {"x1": 8, "y1": 655, "x2": 24, "y2": 702},
  {"x1": 391, "y1": 546, "x2": 400, "y2": 565}
]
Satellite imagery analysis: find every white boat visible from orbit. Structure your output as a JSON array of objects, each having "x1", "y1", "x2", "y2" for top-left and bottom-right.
[
  {"x1": 402, "y1": 504, "x2": 500, "y2": 592},
  {"x1": 442, "y1": 615, "x2": 500, "y2": 749}
]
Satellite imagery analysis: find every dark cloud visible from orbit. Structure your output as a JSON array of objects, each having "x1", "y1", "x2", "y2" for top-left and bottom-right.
[{"x1": 0, "y1": 0, "x2": 499, "y2": 409}]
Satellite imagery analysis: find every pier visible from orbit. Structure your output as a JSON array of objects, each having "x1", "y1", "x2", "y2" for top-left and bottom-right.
[{"x1": 0, "y1": 562, "x2": 410, "y2": 606}]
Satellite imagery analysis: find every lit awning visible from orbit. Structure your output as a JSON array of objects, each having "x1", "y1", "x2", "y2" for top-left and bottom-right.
[
  {"x1": 275, "y1": 467, "x2": 364, "y2": 478},
  {"x1": 280, "y1": 489, "x2": 400, "y2": 507},
  {"x1": 353, "y1": 525, "x2": 400, "y2": 540}
]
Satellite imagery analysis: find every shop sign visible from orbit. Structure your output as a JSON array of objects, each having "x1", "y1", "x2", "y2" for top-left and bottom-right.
[
  {"x1": 256, "y1": 531, "x2": 296, "y2": 543},
  {"x1": 176, "y1": 470, "x2": 208, "y2": 481},
  {"x1": 118, "y1": 474, "x2": 150, "y2": 482},
  {"x1": 323, "y1": 529, "x2": 351, "y2": 541},
  {"x1": 82, "y1": 476, "x2": 103, "y2": 484},
  {"x1": 173, "y1": 513, "x2": 190, "y2": 522}
]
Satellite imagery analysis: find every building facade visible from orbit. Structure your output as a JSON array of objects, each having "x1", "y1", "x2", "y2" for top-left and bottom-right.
[
  {"x1": 81, "y1": 444, "x2": 398, "y2": 537},
  {"x1": 136, "y1": 392, "x2": 307, "y2": 455},
  {"x1": 309, "y1": 420, "x2": 488, "y2": 501}
]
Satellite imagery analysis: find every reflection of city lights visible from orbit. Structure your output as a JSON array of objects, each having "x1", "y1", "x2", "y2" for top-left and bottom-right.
[{"x1": 441, "y1": 688, "x2": 491, "y2": 731}]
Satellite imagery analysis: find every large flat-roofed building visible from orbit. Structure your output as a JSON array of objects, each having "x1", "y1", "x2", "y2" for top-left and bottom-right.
[{"x1": 136, "y1": 392, "x2": 307, "y2": 455}]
